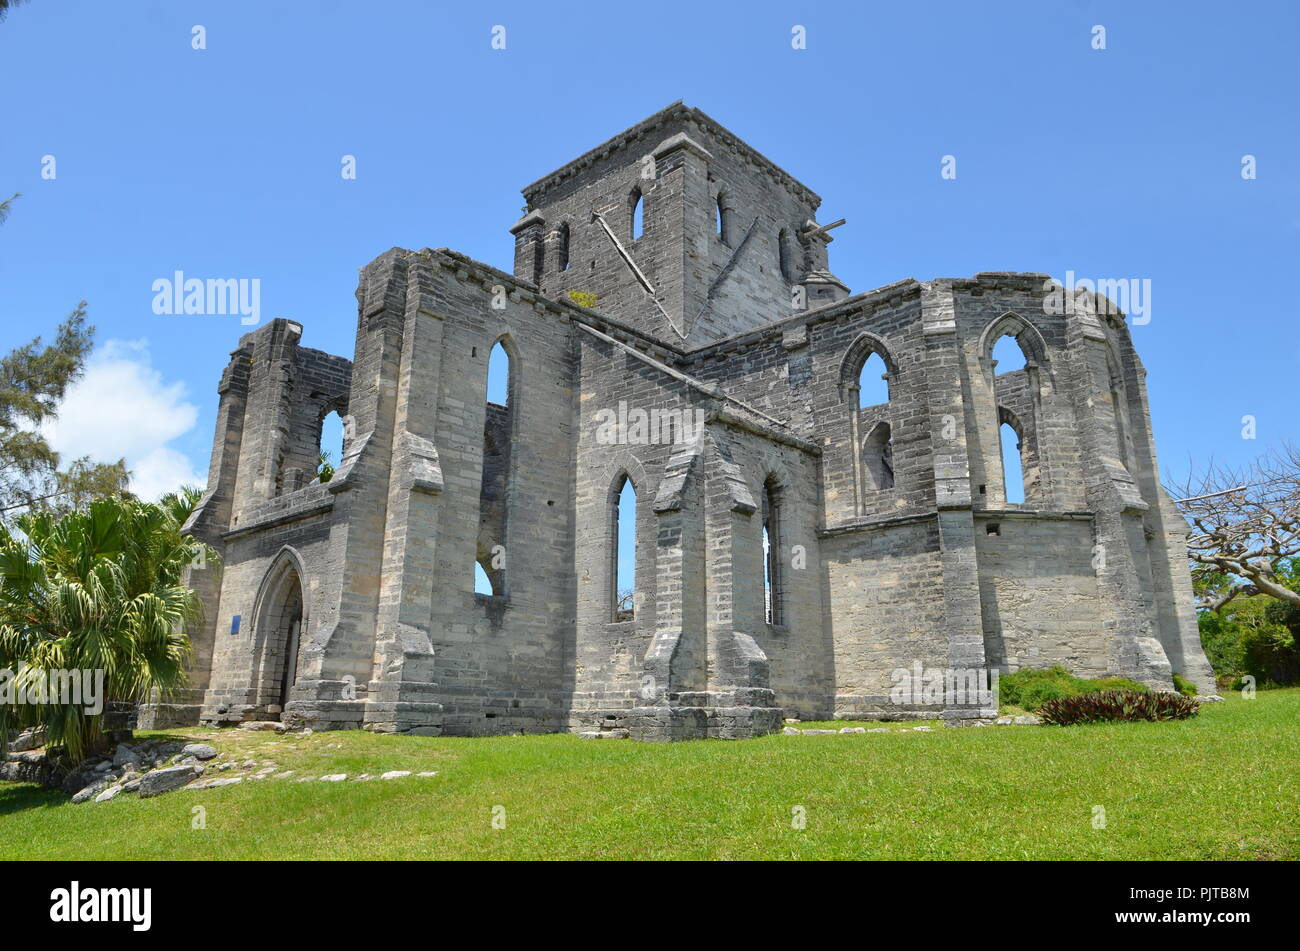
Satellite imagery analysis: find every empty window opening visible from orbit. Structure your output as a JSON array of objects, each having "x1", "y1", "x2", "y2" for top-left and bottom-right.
[
  {"x1": 762, "y1": 479, "x2": 784, "y2": 625},
  {"x1": 474, "y1": 561, "x2": 494, "y2": 595},
  {"x1": 1000, "y1": 421, "x2": 1025, "y2": 504},
  {"x1": 630, "y1": 189, "x2": 645, "y2": 240},
  {"x1": 612, "y1": 475, "x2": 637, "y2": 621},
  {"x1": 857, "y1": 351, "x2": 890, "y2": 408},
  {"x1": 318, "y1": 409, "x2": 345, "y2": 483},
  {"x1": 991, "y1": 333, "x2": 1028, "y2": 375},
  {"x1": 715, "y1": 195, "x2": 726, "y2": 242},
  {"x1": 477, "y1": 340, "x2": 514, "y2": 597},
  {"x1": 863, "y1": 420, "x2": 895, "y2": 491},
  {"x1": 986, "y1": 522, "x2": 1001, "y2": 536},
  {"x1": 486, "y1": 341, "x2": 510, "y2": 406},
  {"x1": 557, "y1": 222, "x2": 570, "y2": 272}
]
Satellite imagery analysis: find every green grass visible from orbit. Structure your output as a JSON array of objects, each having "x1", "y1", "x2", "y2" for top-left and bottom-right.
[
  {"x1": 785, "y1": 720, "x2": 941, "y2": 732},
  {"x1": 2, "y1": 690, "x2": 1296, "y2": 860}
]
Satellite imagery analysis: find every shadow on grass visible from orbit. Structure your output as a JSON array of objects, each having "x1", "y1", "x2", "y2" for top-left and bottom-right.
[{"x1": 0, "y1": 782, "x2": 67, "y2": 816}]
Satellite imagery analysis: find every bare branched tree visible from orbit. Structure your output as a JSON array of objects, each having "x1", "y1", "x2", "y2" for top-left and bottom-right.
[{"x1": 1167, "y1": 444, "x2": 1300, "y2": 611}]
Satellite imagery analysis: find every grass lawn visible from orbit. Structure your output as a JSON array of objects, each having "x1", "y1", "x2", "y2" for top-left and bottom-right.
[
  {"x1": 789, "y1": 720, "x2": 943, "y2": 731},
  {"x1": 2, "y1": 689, "x2": 1296, "y2": 860}
]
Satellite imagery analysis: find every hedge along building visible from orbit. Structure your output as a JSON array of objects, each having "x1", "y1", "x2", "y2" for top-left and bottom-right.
[{"x1": 141, "y1": 102, "x2": 1215, "y2": 740}]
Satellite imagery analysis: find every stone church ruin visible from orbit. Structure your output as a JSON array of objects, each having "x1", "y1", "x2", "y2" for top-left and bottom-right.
[{"x1": 143, "y1": 102, "x2": 1214, "y2": 740}]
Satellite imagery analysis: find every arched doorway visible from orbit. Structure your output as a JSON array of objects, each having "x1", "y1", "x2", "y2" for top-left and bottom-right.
[{"x1": 252, "y1": 552, "x2": 307, "y2": 715}]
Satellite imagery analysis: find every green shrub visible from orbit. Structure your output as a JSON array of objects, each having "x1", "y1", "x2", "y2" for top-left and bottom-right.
[
  {"x1": 567, "y1": 289, "x2": 598, "y2": 309},
  {"x1": 1039, "y1": 690, "x2": 1199, "y2": 726},
  {"x1": 1171, "y1": 673, "x2": 1198, "y2": 697},
  {"x1": 1088, "y1": 675, "x2": 1150, "y2": 693},
  {"x1": 998, "y1": 665, "x2": 1148, "y2": 712}
]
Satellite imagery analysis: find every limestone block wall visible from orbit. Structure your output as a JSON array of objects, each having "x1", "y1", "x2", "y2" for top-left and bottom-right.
[
  {"x1": 276, "y1": 348, "x2": 351, "y2": 495},
  {"x1": 974, "y1": 513, "x2": 1111, "y2": 675},
  {"x1": 820, "y1": 519, "x2": 948, "y2": 716},
  {"x1": 686, "y1": 282, "x2": 933, "y2": 528},
  {"x1": 200, "y1": 507, "x2": 336, "y2": 721},
  {"x1": 386, "y1": 252, "x2": 579, "y2": 735}
]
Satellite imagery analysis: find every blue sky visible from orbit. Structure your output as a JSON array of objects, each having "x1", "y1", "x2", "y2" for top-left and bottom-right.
[{"x1": 2, "y1": 0, "x2": 1297, "y2": 511}]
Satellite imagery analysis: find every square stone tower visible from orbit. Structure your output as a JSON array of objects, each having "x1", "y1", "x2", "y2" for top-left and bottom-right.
[{"x1": 510, "y1": 101, "x2": 850, "y2": 348}]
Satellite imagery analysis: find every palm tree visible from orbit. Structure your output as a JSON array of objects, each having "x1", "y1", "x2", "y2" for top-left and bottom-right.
[
  {"x1": 0, "y1": 495, "x2": 213, "y2": 762},
  {"x1": 0, "y1": 1, "x2": 29, "y2": 23},
  {"x1": 0, "y1": 194, "x2": 18, "y2": 226}
]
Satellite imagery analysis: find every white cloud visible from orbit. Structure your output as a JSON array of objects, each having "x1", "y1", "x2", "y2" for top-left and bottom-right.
[
  {"x1": 129, "y1": 447, "x2": 205, "y2": 502},
  {"x1": 43, "y1": 339, "x2": 204, "y2": 501}
]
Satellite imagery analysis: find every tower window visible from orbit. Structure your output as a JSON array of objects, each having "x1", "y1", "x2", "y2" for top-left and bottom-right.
[
  {"x1": 556, "y1": 222, "x2": 570, "y2": 272},
  {"x1": 630, "y1": 189, "x2": 645, "y2": 240}
]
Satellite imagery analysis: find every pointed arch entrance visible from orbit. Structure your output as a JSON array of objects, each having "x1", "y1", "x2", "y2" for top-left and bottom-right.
[{"x1": 251, "y1": 549, "x2": 308, "y2": 715}]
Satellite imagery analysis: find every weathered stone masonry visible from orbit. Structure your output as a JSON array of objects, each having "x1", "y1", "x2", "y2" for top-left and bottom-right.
[{"x1": 141, "y1": 102, "x2": 1214, "y2": 740}]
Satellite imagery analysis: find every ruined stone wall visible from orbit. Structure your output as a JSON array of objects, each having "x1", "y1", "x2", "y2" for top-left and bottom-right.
[
  {"x1": 820, "y1": 519, "x2": 948, "y2": 717},
  {"x1": 569, "y1": 330, "x2": 682, "y2": 724},
  {"x1": 404, "y1": 255, "x2": 578, "y2": 735},
  {"x1": 974, "y1": 513, "x2": 1111, "y2": 675},
  {"x1": 176, "y1": 108, "x2": 1217, "y2": 740},
  {"x1": 277, "y1": 348, "x2": 351, "y2": 495}
]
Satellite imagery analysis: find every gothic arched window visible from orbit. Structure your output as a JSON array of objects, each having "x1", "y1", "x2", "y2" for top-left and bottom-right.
[
  {"x1": 476, "y1": 339, "x2": 516, "y2": 596},
  {"x1": 611, "y1": 474, "x2": 637, "y2": 621},
  {"x1": 762, "y1": 477, "x2": 784, "y2": 625},
  {"x1": 630, "y1": 188, "x2": 645, "y2": 240}
]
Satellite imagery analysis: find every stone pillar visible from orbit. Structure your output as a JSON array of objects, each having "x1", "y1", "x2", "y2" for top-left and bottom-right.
[
  {"x1": 363, "y1": 253, "x2": 446, "y2": 734},
  {"x1": 1064, "y1": 306, "x2": 1172, "y2": 688},
  {"x1": 922, "y1": 281, "x2": 994, "y2": 721}
]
